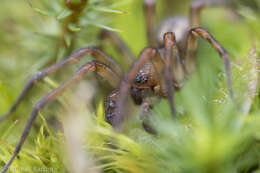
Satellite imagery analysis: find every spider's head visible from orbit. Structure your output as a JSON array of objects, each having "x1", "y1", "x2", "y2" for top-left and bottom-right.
[{"x1": 135, "y1": 73, "x2": 149, "y2": 85}]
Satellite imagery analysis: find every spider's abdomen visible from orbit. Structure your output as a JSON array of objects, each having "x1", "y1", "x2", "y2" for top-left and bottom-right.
[{"x1": 157, "y1": 17, "x2": 188, "y2": 46}]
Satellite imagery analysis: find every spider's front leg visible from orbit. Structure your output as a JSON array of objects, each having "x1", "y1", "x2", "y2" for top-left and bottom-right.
[
  {"x1": 0, "y1": 47, "x2": 122, "y2": 123},
  {"x1": 150, "y1": 32, "x2": 182, "y2": 117},
  {"x1": 1, "y1": 61, "x2": 120, "y2": 173},
  {"x1": 184, "y1": 27, "x2": 233, "y2": 98},
  {"x1": 160, "y1": 32, "x2": 178, "y2": 116}
]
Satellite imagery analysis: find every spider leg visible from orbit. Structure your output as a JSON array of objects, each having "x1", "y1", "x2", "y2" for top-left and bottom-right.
[
  {"x1": 140, "y1": 98, "x2": 158, "y2": 135},
  {"x1": 1, "y1": 61, "x2": 120, "y2": 173},
  {"x1": 189, "y1": 1, "x2": 229, "y2": 28},
  {"x1": 108, "y1": 48, "x2": 156, "y2": 128},
  {"x1": 143, "y1": 0, "x2": 157, "y2": 47},
  {"x1": 100, "y1": 30, "x2": 135, "y2": 67},
  {"x1": 0, "y1": 47, "x2": 122, "y2": 123},
  {"x1": 150, "y1": 33, "x2": 180, "y2": 117},
  {"x1": 189, "y1": 1, "x2": 207, "y2": 28},
  {"x1": 161, "y1": 32, "x2": 180, "y2": 117},
  {"x1": 185, "y1": 27, "x2": 233, "y2": 98}
]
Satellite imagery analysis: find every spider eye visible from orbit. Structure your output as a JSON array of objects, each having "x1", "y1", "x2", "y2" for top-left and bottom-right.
[
  {"x1": 135, "y1": 74, "x2": 148, "y2": 84},
  {"x1": 143, "y1": 77, "x2": 148, "y2": 83},
  {"x1": 135, "y1": 75, "x2": 142, "y2": 83}
]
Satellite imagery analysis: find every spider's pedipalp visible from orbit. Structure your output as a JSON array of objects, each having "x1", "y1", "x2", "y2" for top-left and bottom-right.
[
  {"x1": 1, "y1": 61, "x2": 120, "y2": 173},
  {"x1": 0, "y1": 47, "x2": 122, "y2": 123}
]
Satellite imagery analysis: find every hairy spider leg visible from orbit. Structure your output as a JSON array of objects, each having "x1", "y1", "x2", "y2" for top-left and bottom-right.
[
  {"x1": 107, "y1": 48, "x2": 156, "y2": 128},
  {"x1": 185, "y1": 27, "x2": 233, "y2": 98},
  {"x1": 1, "y1": 61, "x2": 120, "y2": 173},
  {"x1": 0, "y1": 47, "x2": 122, "y2": 123},
  {"x1": 100, "y1": 29, "x2": 135, "y2": 68},
  {"x1": 143, "y1": 0, "x2": 156, "y2": 47}
]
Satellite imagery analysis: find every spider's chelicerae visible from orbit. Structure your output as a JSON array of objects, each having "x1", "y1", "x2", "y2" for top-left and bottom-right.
[{"x1": 1, "y1": 0, "x2": 233, "y2": 172}]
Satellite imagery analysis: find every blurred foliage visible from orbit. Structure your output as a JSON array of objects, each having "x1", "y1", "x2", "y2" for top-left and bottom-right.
[{"x1": 0, "y1": 0, "x2": 260, "y2": 173}]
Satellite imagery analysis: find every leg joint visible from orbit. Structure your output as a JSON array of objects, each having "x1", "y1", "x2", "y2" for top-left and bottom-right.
[
  {"x1": 31, "y1": 72, "x2": 44, "y2": 83},
  {"x1": 34, "y1": 102, "x2": 44, "y2": 111}
]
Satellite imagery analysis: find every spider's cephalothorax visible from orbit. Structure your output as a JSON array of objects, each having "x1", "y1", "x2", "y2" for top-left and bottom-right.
[
  {"x1": 0, "y1": 1, "x2": 233, "y2": 172},
  {"x1": 104, "y1": 0, "x2": 233, "y2": 127}
]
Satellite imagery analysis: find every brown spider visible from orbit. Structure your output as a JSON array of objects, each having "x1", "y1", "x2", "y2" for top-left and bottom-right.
[{"x1": 1, "y1": 0, "x2": 233, "y2": 172}]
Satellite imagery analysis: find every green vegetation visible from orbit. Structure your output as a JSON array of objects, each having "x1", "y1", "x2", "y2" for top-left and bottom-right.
[{"x1": 0, "y1": 0, "x2": 259, "y2": 172}]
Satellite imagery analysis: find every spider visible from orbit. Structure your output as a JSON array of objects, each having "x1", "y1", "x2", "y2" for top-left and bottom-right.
[{"x1": 1, "y1": 0, "x2": 233, "y2": 172}]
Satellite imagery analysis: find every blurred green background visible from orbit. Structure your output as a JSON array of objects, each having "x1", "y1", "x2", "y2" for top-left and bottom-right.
[{"x1": 0, "y1": 0, "x2": 260, "y2": 172}]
